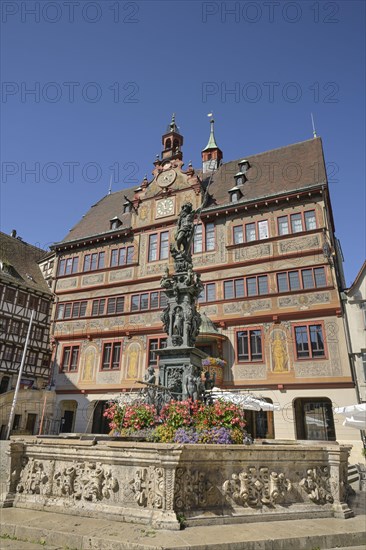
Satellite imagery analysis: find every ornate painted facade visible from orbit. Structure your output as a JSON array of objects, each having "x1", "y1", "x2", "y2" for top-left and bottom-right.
[{"x1": 47, "y1": 117, "x2": 360, "y2": 456}]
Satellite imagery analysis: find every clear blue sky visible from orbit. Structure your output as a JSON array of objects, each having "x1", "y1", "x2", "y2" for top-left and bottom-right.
[{"x1": 1, "y1": 0, "x2": 365, "y2": 285}]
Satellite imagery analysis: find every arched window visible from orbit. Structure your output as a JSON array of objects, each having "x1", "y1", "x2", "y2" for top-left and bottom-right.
[
  {"x1": 173, "y1": 139, "x2": 179, "y2": 150},
  {"x1": 294, "y1": 397, "x2": 335, "y2": 441},
  {"x1": 165, "y1": 138, "x2": 172, "y2": 150}
]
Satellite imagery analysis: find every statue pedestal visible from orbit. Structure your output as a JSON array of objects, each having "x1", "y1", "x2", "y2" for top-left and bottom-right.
[{"x1": 157, "y1": 347, "x2": 206, "y2": 401}]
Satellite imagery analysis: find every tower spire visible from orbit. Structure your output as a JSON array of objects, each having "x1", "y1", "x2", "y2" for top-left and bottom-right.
[
  {"x1": 203, "y1": 115, "x2": 219, "y2": 151},
  {"x1": 202, "y1": 114, "x2": 223, "y2": 174}
]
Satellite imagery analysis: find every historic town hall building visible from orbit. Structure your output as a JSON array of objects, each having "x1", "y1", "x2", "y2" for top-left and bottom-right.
[{"x1": 48, "y1": 116, "x2": 360, "y2": 454}]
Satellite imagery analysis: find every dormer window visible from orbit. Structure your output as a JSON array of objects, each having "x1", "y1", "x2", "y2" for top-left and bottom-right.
[
  {"x1": 110, "y1": 217, "x2": 122, "y2": 230},
  {"x1": 238, "y1": 159, "x2": 250, "y2": 173},
  {"x1": 123, "y1": 202, "x2": 132, "y2": 213},
  {"x1": 234, "y1": 172, "x2": 246, "y2": 186},
  {"x1": 229, "y1": 186, "x2": 242, "y2": 203}
]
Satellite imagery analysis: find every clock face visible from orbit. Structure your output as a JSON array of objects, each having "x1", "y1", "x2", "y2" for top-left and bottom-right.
[
  {"x1": 156, "y1": 198, "x2": 175, "y2": 218},
  {"x1": 157, "y1": 169, "x2": 176, "y2": 188}
]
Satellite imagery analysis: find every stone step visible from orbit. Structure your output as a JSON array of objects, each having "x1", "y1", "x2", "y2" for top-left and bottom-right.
[
  {"x1": 1, "y1": 507, "x2": 365, "y2": 550},
  {"x1": 0, "y1": 538, "x2": 61, "y2": 549}
]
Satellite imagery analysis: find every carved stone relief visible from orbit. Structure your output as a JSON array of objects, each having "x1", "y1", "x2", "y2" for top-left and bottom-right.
[
  {"x1": 299, "y1": 466, "x2": 334, "y2": 504},
  {"x1": 174, "y1": 467, "x2": 210, "y2": 510},
  {"x1": 16, "y1": 458, "x2": 54, "y2": 496},
  {"x1": 130, "y1": 466, "x2": 165, "y2": 509},
  {"x1": 53, "y1": 461, "x2": 118, "y2": 502},
  {"x1": 223, "y1": 467, "x2": 291, "y2": 507}
]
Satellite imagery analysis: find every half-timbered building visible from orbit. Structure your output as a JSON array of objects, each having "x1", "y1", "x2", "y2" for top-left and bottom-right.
[{"x1": 0, "y1": 231, "x2": 53, "y2": 437}]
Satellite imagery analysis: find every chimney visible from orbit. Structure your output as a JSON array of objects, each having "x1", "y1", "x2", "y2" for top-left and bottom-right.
[{"x1": 10, "y1": 229, "x2": 17, "y2": 238}]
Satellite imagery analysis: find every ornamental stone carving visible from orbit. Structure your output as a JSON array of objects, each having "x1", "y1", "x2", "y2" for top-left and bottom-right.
[
  {"x1": 174, "y1": 467, "x2": 210, "y2": 510},
  {"x1": 53, "y1": 461, "x2": 118, "y2": 502},
  {"x1": 223, "y1": 467, "x2": 291, "y2": 507},
  {"x1": 130, "y1": 466, "x2": 165, "y2": 509},
  {"x1": 16, "y1": 458, "x2": 53, "y2": 496},
  {"x1": 299, "y1": 466, "x2": 334, "y2": 504}
]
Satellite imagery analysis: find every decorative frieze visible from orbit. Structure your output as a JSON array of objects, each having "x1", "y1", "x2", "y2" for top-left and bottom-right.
[
  {"x1": 234, "y1": 365, "x2": 267, "y2": 380},
  {"x1": 53, "y1": 461, "x2": 118, "y2": 502},
  {"x1": 278, "y1": 292, "x2": 330, "y2": 309},
  {"x1": 130, "y1": 466, "x2": 165, "y2": 509},
  {"x1": 193, "y1": 253, "x2": 217, "y2": 267},
  {"x1": 16, "y1": 459, "x2": 119, "y2": 503},
  {"x1": 109, "y1": 269, "x2": 133, "y2": 282},
  {"x1": 82, "y1": 274, "x2": 104, "y2": 286},
  {"x1": 234, "y1": 243, "x2": 271, "y2": 262},
  {"x1": 174, "y1": 467, "x2": 210, "y2": 510},
  {"x1": 279, "y1": 235, "x2": 320, "y2": 255},
  {"x1": 295, "y1": 362, "x2": 332, "y2": 378},
  {"x1": 146, "y1": 263, "x2": 166, "y2": 275},
  {"x1": 7, "y1": 439, "x2": 353, "y2": 528},
  {"x1": 17, "y1": 458, "x2": 53, "y2": 496},
  {"x1": 299, "y1": 466, "x2": 334, "y2": 504},
  {"x1": 223, "y1": 466, "x2": 291, "y2": 507},
  {"x1": 224, "y1": 299, "x2": 271, "y2": 316},
  {"x1": 202, "y1": 305, "x2": 218, "y2": 315},
  {"x1": 57, "y1": 278, "x2": 77, "y2": 290}
]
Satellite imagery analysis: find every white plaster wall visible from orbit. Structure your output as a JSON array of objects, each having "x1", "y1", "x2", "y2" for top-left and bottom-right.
[{"x1": 257, "y1": 387, "x2": 363, "y2": 464}]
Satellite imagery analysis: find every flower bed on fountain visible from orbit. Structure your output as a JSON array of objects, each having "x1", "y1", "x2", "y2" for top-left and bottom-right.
[{"x1": 103, "y1": 398, "x2": 247, "y2": 444}]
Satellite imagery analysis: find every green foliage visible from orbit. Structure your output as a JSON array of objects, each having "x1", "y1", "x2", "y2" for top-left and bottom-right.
[{"x1": 176, "y1": 512, "x2": 186, "y2": 529}]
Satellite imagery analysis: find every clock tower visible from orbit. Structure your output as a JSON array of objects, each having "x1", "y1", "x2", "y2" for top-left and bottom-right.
[{"x1": 161, "y1": 113, "x2": 184, "y2": 162}]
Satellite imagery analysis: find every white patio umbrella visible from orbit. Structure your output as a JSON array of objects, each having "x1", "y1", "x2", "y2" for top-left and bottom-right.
[
  {"x1": 334, "y1": 403, "x2": 366, "y2": 430},
  {"x1": 208, "y1": 388, "x2": 280, "y2": 411}
]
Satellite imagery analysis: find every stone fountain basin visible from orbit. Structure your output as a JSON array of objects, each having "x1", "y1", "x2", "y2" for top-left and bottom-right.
[{"x1": 2, "y1": 437, "x2": 353, "y2": 530}]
